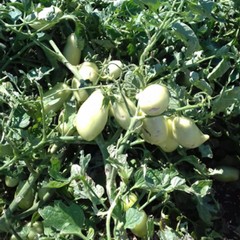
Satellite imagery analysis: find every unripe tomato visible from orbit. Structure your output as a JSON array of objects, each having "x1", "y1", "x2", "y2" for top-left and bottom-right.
[
  {"x1": 77, "y1": 62, "x2": 99, "y2": 85},
  {"x1": 75, "y1": 89, "x2": 109, "y2": 141},
  {"x1": 42, "y1": 83, "x2": 71, "y2": 113},
  {"x1": 130, "y1": 210, "x2": 148, "y2": 238},
  {"x1": 15, "y1": 181, "x2": 34, "y2": 210},
  {"x1": 102, "y1": 60, "x2": 123, "y2": 80},
  {"x1": 63, "y1": 33, "x2": 84, "y2": 65},
  {"x1": 27, "y1": 221, "x2": 44, "y2": 240},
  {"x1": 141, "y1": 115, "x2": 168, "y2": 145},
  {"x1": 110, "y1": 96, "x2": 137, "y2": 130},
  {"x1": 172, "y1": 116, "x2": 209, "y2": 149},
  {"x1": 5, "y1": 175, "x2": 19, "y2": 188},
  {"x1": 29, "y1": 6, "x2": 62, "y2": 30},
  {"x1": 137, "y1": 84, "x2": 170, "y2": 116},
  {"x1": 71, "y1": 77, "x2": 89, "y2": 103},
  {"x1": 122, "y1": 193, "x2": 138, "y2": 211},
  {"x1": 158, "y1": 116, "x2": 179, "y2": 152},
  {"x1": 213, "y1": 166, "x2": 239, "y2": 182}
]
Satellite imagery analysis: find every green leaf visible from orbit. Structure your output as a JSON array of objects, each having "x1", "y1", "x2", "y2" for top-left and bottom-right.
[
  {"x1": 172, "y1": 21, "x2": 200, "y2": 57},
  {"x1": 158, "y1": 227, "x2": 182, "y2": 240},
  {"x1": 134, "y1": 0, "x2": 162, "y2": 11},
  {"x1": 199, "y1": 0, "x2": 214, "y2": 16},
  {"x1": 190, "y1": 180, "x2": 217, "y2": 225},
  {"x1": 212, "y1": 86, "x2": 240, "y2": 114},
  {"x1": 124, "y1": 208, "x2": 145, "y2": 229},
  {"x1": 79, "y1": 150, "x2": 91, "y2": 174},
  {"x1": 199, "y1": 144, "x2": 213, "y2": 158},
  {"x1": 48, "y1": 157, "x2": 70, "y2": 185},
  {"x1": 189, "y1": 71, "x2": 213, "y2": 95},
  {"x1": 207, "y1": 58, "x2": 231, "y2": 81},
  {"x1": 39, "y1": 201, "x2": 85, "y2": 235},
  {"x1": 191, "y1": 180, "x2": 212, "y2": 197},
  {"x1": 176, "y1": 155, "x2": 209, "y2": 176},
  {"x1": 11, "y1": 106, "x2": 31, "y2": 129},
  {"x1": 26, "y1": 67, "x2": 53, "y2": 82},
  {"x1": 133, "y1": 167, "x2": 186, "y2": 193},
  {"x1": 45, "y1": 180, "x2": 69, "y2": 188},
  {"x1": 195, "y1": 195, "x2": 218, "y2": 225},
  {"x1": 22, "y1": 0, "x2": 33, "y2": 14}
]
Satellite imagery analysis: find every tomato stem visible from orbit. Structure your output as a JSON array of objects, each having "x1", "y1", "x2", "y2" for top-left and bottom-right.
[
  {"x1": 139, "y1": 0, "x2": 178, "y2": 71},
  {"x1": 48, "y1": 40, "x2": 82, "y2": 79}
]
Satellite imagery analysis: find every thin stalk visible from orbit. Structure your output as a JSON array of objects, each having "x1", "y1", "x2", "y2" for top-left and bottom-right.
[
  {"x1": 139, "y1": 0, "x2": 177, "y2": 69},
  {"x1": 48, "y1": 40, "x2": 81, "y2": 79},
  {"x1": 106, "y1": 189, "x2": 123, "y2": 240},
  {"x1": 174, "y1": 100, "x2": 210, "y2": 112}
]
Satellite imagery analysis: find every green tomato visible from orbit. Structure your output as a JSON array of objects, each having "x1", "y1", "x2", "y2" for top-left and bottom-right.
[
  {"x1": 75, "y1": 89, "x2": 109, "y2": 141},
  {"x1": 130, "y1": 210, "x2": 148, "y2": 238},
  {"x1": 26, "y1": 221, "x2": 44, "y2": 240},
  {"x1": 122, "y1": 193, "x2": 138, "y2": 211},
  {"x1": 137, "y1": 84, "x2": 169, "y2": 116},
  {"x1": 77, "y1": 62, "x2": 99, "y2": 85},
  {"x1": 41, "y1": 83, "x2": 71, "y2": 113},
  {"x1": 102, "y1": 60, "x2": 123, "y2": 80},
  {"x1": 141, "y1": 115, "x2": 168, "y2": 145},
  {"x1": 110, "y1": 95, "x2": 138, "y2": 130},
  {"x1": 63, "y1": 33, "x2": 84, "y2": 66},
  {"x1": 5, "y1": 175, "x2": 19, "y2": 188},
  {"x1": 15, "y1": 181, "x2": 34, "y2": 210},
  {"x1": 213, "y1": 166, "x2": 239, "y2": 182},
  {"x1": 172, "y1": 116, "x2": 209, "y2": 149},
  {"x1": 158, "y1": 116, "x2": 179, "y2": 152}
]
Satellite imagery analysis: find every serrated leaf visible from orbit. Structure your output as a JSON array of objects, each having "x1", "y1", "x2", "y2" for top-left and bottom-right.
[
  {"x1": 134, "y1": 167, "x2": 186, "y2": 193},
  {"x1": 39, "y1": 201, "x2": 85, "y2": 235}
]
